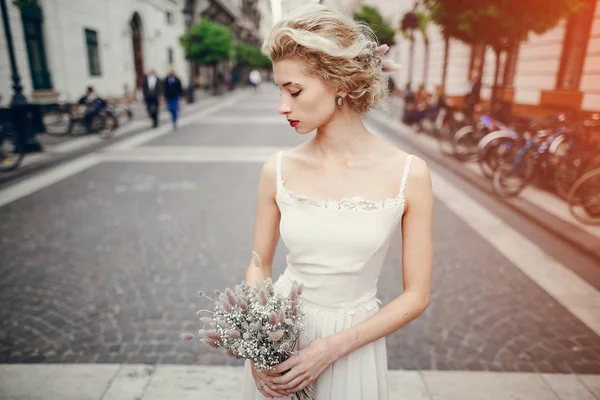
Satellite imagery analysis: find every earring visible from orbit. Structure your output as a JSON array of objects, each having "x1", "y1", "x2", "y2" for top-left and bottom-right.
[{"x1": 336, "y1": 96, "x2": 344, "y2": 108}]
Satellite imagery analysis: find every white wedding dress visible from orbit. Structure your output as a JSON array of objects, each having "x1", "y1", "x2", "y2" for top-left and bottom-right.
[{"x1": 241, "y1": 151, "x2": 413, "y2": 400}]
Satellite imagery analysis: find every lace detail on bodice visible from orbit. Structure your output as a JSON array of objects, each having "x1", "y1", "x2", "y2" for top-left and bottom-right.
[
  {"x1": 279, "y1": 183, "x2": 405, "y2": 211},
  {"x1": 275, "y1": 152, "x2": 413, "y2": 212}
]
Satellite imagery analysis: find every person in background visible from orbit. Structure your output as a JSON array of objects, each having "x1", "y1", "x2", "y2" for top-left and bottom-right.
[
  {"x1": 78, "y1": 86, "x2": 106, "y2": 131},
  {"x1": 249, "y1": 69, "x2": 262, "y2": 91},
  {"x1": 464, "y1": 68, "x2": 481, "y2": 123},
  {"x1": 143, "y1": 68, "x2": 161, "y2": 128},
  {"x1": 402, "y1": 83, "x2": 417, "y2": 124},
  {"x1": 122, "y1": 83, "x2": 131, "y2": 100},
  {"x1": 163, "y1": 65, "x2": 183, "y2": 130}
]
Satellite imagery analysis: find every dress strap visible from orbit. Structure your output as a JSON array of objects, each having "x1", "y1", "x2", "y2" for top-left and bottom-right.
[
  {"x1": 276, "y1": 151, "x2": 283, "y2": 190},
  {"x1": 398, "y1": 154, "x2": 413, "y2": 199}
]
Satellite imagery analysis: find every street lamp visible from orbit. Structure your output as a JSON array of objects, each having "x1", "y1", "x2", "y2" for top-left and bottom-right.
[
  {"x1": 1, "y1": 0, "x2": 26, "y2": 105},
  {"x1": 182, "y1": 0, "x2": 195, "y2": 104},
  {"x1": 0, "y1": 0, "x2": 42, "y2": 152}
]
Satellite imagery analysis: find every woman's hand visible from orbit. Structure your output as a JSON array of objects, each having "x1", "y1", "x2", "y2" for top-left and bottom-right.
[
  {"x1": 267, "y1": 338, "x2": 336, "y2": 394},
  {"x1": 250, "y1": 361, "x2": 289, "y2": 399}
]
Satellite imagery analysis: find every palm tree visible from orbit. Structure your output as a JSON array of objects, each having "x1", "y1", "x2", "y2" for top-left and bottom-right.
[
  {"x1": 416, "y1": 11, "x2": 431, "y2": 87},
  {"x1": 400, "y1": 8, "x2": 419, "y2": 89}
]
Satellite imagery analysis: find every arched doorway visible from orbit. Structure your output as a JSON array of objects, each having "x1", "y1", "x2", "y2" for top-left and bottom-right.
[{"x1": 130, "y1": 13, "x2": 144, "y2": 89}]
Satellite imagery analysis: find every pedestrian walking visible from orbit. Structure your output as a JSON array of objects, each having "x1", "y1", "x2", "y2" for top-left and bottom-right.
[
  {"x1": 163, "y1": 66, "x2": 183, "y2": 130},
  {"x1": 249, "y1": 69, "x2": 261, "y2": 91},
  {"x1": 143, "y1": 68, "x2": 161, "y2": 128}
]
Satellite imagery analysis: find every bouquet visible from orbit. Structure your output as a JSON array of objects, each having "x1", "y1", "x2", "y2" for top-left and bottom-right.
[{"x1": 182, "y1": 252, "x2": 315, "y2": 399}]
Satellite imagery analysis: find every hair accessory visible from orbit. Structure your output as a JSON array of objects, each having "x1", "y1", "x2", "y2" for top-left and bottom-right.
[{"x1": 358, "y1": 43, "x2": 401, "y2": 72}]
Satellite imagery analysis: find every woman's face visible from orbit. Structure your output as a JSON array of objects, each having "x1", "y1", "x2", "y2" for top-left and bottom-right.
[{"x1": 273, "y1": 59, "x2": 338, "y2": 134}]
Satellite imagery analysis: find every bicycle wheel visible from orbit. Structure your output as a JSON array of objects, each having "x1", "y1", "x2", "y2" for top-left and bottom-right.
[
  {"x1": 478, "y1": 137, "x2": 516, "y2": 179},
  {"x1": 492, "y1": 158, "x2": 533, "y2": 197},
  {"x1": 452, "y1": 125, "x2": 479, "y2": 162},
  {"x1": 99, "y1": 115, "x2": 118, "y2": 139},
  {"x1": 0, "y1": 128, "x2": 24, "y2": 172},
  {"x1": 568, "y1": 168, "x2": 600, "y2": 225},
  {"x1": 437, "y1": 124, "x2": 455, "y2": 156},
  {"x1": 44, "y1": 111, "x2": 71, "y2": 136},
  {"x1": 553, "y1": 154, "x2": 584, "y2": 201}
]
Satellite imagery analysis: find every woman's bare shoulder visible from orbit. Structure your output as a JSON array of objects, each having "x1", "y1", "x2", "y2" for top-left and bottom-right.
[
  {"x1": 261, "y1": 152, "x2": 279, "y2": 179},
  {"x1": 279, "y1": 143, "x2": 315, "y2": 166},
  {"x1": 371, "y1": 137, "x2": 411, "y2": 164},
  {"x1": 372, "y1": 139, "x2": 430, "y2": 185}
]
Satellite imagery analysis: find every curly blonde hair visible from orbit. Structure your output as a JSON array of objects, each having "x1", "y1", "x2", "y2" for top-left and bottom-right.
[{"x1": 262, "y1": 4, "x2": 389, "y2": 114}]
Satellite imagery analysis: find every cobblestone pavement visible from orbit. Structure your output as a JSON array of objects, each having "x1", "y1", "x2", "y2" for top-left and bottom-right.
[{"x1": 0, "y1": 87, "x2": 599, "y2": 374}]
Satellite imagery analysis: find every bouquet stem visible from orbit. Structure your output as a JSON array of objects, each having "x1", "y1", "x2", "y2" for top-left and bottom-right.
[{"x1": 292, "y1": 385, "x2": 315, "y2": 400}]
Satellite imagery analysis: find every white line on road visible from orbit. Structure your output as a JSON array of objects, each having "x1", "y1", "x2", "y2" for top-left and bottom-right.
[
  {"x1": 0, "y1": 93, "x2": 249, "y2": 208},
  {"x1": 99, "y1": 146, "x2": 291, "y2": 162},
  {"x1": 106, "y1": 92, "x2": 250, "y2": 151},
  {"x1": 431, "y1": 167, "x2": 600, "y2": 337},
  {"x1": 0, "y1": 364, "x2": 597, "y2": 399},
  {"x1": 235, "y1": 103, "x2": 278, "y2": 110},
  {"x1": 200, "y1": 116, "x2": 285, "y2": 124},
  {"x1": 0, "y1": 155, "x2": 100, "y2": 209}
]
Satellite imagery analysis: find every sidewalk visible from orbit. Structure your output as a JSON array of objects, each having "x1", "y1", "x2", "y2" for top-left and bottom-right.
[
  {"x1": 0, "y1": 364, "x2": 598, "y2": 399},
  {"x1": 0, "y1": 89, "x2": 223, "y2": 187},
  {"x1": 367, "y1": 99, "x2": 600, "y2": 263}
]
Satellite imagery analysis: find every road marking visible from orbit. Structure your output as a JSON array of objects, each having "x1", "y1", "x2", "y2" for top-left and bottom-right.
[
  {"x1": 0, "y1": 155, "x2": 100, "y2": 208},
  {"x1": 0, "y1": 364, "x2": 597, "y2": 398},
  {"x1": 431, "y1": 165, "x2": 600, "y2": 336},
  {"x1": 201, "y1": 116, "x2": 285, "y2": 124},
  {"x1": 100, "y1": 146, "x2": 291, "y2": 162},
  {"x1": 0, "y1": 93, "x2": 249, "y2": 208},
  {"x1": 106, "y1": 92, "x2": 250, "y2": 151}
]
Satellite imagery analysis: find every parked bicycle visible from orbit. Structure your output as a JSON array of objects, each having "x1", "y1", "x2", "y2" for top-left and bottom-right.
[
  {"x1": 568, "y1": 168, "x2": 600, "y2": 225},
  {"x1": 43, "y1": 95, "x2": 119, "y2": 138},
  {"x1": 0, "y1": 123, "x2": 23, "y2": 172}
]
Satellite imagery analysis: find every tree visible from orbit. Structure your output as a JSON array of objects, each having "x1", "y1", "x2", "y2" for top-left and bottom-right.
[
  {"x1": 353, "y1": 5, "x2": 396, "y2": 47},
  {"x1": 400, "y1": 9, "x2": 419, "y2": 89},
  {"x1": 234, "y1": 43, "x2": 271, "y2": 69},
  {"x1": 417, "y1": 10, "x2": 432, "y2": 87},
  {"x1": 180, "y1": 19, "x2": 234, "y2": 94},
  {"x1": 424, "y1": 0, "x2": 580, "y2": 109}
]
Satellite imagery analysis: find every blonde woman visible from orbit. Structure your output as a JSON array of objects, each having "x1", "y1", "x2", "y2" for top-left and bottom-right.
[{"x1": 242, "y1": 4, "x2": 433, "y2": 399}]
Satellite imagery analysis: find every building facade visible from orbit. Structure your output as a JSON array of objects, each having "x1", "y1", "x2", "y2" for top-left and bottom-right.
[
  {"x1": 258, "y1": 0, "x2": 273, "y2": 41},
  {"x1": 0, "y1": 0, "x2": 191, "y2": 105},
  {"x1": 279, "y1": 0, "x2": 315, "y2": 20},
  {"x1": 324, "y1": 0, "x2": 600, "y2": 114},
  {"x1": 192, "y1": 0, "x2": 262, "y2": 45}
]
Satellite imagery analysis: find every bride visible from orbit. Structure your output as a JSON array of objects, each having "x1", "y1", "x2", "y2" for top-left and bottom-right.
[{"x1": 241, "y1": 4, "x2": 433, "y2": 399}]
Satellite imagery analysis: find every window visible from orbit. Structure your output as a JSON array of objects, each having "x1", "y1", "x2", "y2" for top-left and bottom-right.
[
  {"x1": 20, "y1": 2, "x2": 52, "y2": 90},
  {"x1": 85, "y1": 29, "x2": 101, "y2": 76},
  {"x1": 168, "y1": 47, "x2": 174, "y2": 65},
  {"x1": 166, "y1": 11, "x2": 174, "y2": 25}
]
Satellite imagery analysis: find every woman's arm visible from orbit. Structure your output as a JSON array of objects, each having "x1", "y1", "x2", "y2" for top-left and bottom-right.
[
  {"x1": 246, "y1": 153, "x2": 291, "y2": 399},
  {"x1": 269, "y1": 156, "x2": 433, "y2": 394},
  {"x1": 327, "y1": 156, "x2": 433, "y2": 361},
  {"x1": 245, "y1": 153, "x2": 281, "y2": 285}
]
